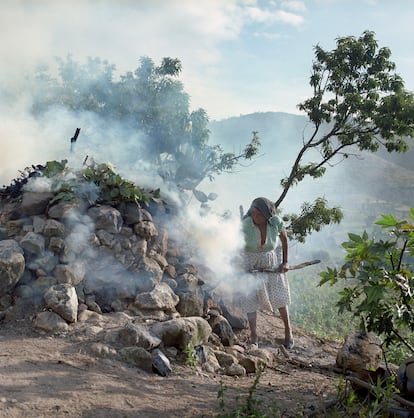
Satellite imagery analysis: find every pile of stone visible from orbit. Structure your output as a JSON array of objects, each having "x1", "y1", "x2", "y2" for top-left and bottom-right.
[{"x1": 0, "y1": 185, "x2": 278, "y2": 377}]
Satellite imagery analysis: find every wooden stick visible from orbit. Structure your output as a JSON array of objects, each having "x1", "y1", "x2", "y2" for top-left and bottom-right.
[
  {"x1": 250, "y1": 259, "x2": 321, "y2": 274},
  {"x1": 287, "y1": 259, "x2": 321, "y2": 271},
  {"x1": 70, "y1": 127, "x2": 81, "y2": 153}
]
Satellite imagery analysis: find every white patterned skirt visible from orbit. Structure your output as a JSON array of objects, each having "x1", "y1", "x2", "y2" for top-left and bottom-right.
[{"x1": 235, "y1": 249, "x2": 291, "y2": 315}]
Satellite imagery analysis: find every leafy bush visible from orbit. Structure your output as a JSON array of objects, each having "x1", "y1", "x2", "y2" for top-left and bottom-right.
[
  {"x1": 6, "y1": 159, "x2": 161, "y2": 208},
  {"x1": 319, "y1": 209, "x2": 414, "y2": 357}
]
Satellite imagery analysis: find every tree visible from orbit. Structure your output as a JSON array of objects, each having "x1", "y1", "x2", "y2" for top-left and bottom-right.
[
  {"x1": 31, "y1": 56, "x2": 260, "y2": 209},
  {"x1": 319, "y1": 210, "x2": 414, "y2": 356},
  {"x1": 278, "y1": 31, "x2": 414, "y2": 242}
]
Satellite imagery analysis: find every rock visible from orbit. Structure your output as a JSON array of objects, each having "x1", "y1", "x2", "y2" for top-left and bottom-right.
[
  {"x1": 117, "y1": 322, "x2": 161, "y2": 350},
  {"x1": 238, "y1": 353, "x2": 265, "y2": 374},
  {"x1": 88, "y1": 205, "x2": 123, "y2": 234},
  {"x1": 214, "y1": 350, "x2": 238, "y2": 368},
  {"x1": 150, "y1": 228, "x2": 168, "y2": 257},
  {"x1": 6, "y1": 219, "x2": 26, "y2": 238},
  {"x1": 44, "y1": 283, "x2": 79, "y2": 323},
  {"x1": 176, "y1": 292, "x2": 204, "y2": 317},
  {"x1": 32, "y1": 216, "x2": 46, "y2": 234},
  {"x1": 43, "y1": 219, "x2": 65, "y2": 238},
  {"x1": 0, "y1": 240, "x2": 25, "y2": 295},
  {"x1": 19, "y1": 232, "x2": 45, "y2": 256},
  {"x1": 133, "y1": 221, "x2": 158, "y2": 239},
  {"x1": 207, "y1": 312, "x2": 235, "y2": 346},
  {"x1": 119, "y1": 202, "x2": 152, "y2": 225},
  {"x1": 47, "y1": 202, "x2": 80, "y2": 219},
  {"x1": 175, "y1": 272, "x2": 202, "y2": 292},
  {"x1": 96, "y1": 229, "x2": 114, "y2": 247},
  {"x1": 130, "y1": 238, "x2": 147, "y2": 258},
  {"x1": 54, "y1": 263, "x2": 85, "y2": 286},
  {"x1": 119, "y1": 347, "x2": 153, "y2": 373},
  {"x1": 48, "y1": 236, "x2": 65, "y2": 254},
  {"x1": 150, "y1": 317, "x2": 212, "y2": 350},
  {"x1": 32, "y1": 310, "x2": 69, "y2": 333},
  {"x1": 397, "y1": 355, "x2": 414, "y2": 399},
  {"x1": 220, "y1": 300, "x2": 249, "y2": 330},
  {"x1": 20, "y1": 191, "x2": 54, "y2": 216},
  {"x1": 149, "y1": 252, "x2": 168, "y2": 270},
  {"x1": 197, "y1": 345, "x2": 222, "y2": 373},
  {"x1": 225, "y1": 363, "x2": 246, "y2": 377},
  {"x1": 336, "y1": 331, "x2": 382, "y2": 375},
  {"x1": 151, "y1": 348, "x2": 172, "y2": 376},
  {"x1": 78, "y1": 309, "x2": 103, "y2": 322},
  {"x1": 133, "y1": 283, "x2": 179, "y2": 313},
  {"x1": 135, "y1": 257, "x2": 164, "y2": 290}
]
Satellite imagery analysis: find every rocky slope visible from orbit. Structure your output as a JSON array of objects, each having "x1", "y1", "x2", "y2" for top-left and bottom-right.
[{"x1": 0, "y1": 161, "x2": 409, "y2": 417}]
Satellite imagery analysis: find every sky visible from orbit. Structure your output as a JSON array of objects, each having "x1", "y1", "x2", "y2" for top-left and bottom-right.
[{"x1": 1, "y1": 0, "x2": 414, "y2": 121}]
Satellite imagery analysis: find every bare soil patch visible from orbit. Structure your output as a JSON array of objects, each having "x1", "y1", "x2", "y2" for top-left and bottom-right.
[{"x1": 0, "y1": 311, "x2": 342, "y2": 417}]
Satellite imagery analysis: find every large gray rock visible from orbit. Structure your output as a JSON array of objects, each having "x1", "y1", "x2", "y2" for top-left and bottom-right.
[
  {"x1": 88, "y1": 205, "x2": 123, "y2": 234},
  {"x1": 20, "y1": 191, "x2": 54, "y2": 216},
  {"x1": 19, "y1": 232, "x2": 45, "y2": 256},
  {"x1": 133, "y1": 283, "x2": 179, "y2": 313},
  {"x1": 32, "y1": 310, "x2": 69, "y2": 333},
  {"x1": 43, "y1": 219, "x2": 65, "y2": 238},
  {"x1": 336, "y1": 332, "x2": 382, "y2": 374},
  {"x1": 135, "y1": 257, "x2": 164, "y2": 291},
  {"x1": 152, "y1": 348, "x2": 172, "y2": 376},
  {"x1": 0, "y1": 240, "x2": 25, "y2": 295},
  {"x1": 47, "y1": 202, "x2": 80, "y2": 219},
  {"x1": 44, "y1": 283, "x2": 79, "y2": 323},
  {"x1": 117, "y1": 322, "x2": 161, "y2": 350},
  {"x1": 150, "y1": 317, "x2": 212, "y2": 350},
  {"x1": 176, "y1": 292, "x2": 204, "y2": 317},
  {"x1": 207, "y1": 311, "x2": 236, "y2": 346},
  {"x1": 119, "y1": 203, "x2": 152, "y2": 226}
]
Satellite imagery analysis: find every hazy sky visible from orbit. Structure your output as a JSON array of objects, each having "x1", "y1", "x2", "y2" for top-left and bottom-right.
[{"x1": 1, "y1": 0, "x2": 414, "y2": 120}]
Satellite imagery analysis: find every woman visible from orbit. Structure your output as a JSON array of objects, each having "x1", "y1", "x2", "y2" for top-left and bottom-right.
[{"x1": 239, "y1": 197, "x2": 293, "y2": 349}]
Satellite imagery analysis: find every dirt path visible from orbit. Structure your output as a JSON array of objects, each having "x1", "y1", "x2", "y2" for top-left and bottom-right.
[{"x1": 0, "y1": 312, "x2": 342, "y2": 417}]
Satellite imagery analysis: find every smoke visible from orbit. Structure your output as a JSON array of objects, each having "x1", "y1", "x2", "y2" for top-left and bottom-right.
[{"x1": 185, "y1": 206, "x2": 243, "y2": 276}]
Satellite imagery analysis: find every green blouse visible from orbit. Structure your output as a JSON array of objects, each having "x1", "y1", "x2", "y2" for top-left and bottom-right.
[{"x1": 242, "y1": 215, "x2": 284, "y2": 253}]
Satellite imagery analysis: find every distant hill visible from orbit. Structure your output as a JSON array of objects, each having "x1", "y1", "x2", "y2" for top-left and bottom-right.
[
  {"x1": 210, "y1": 112, "x2": 307, "y2": 160},
  {"x1": 207, "y1": 111, "x2": 414, "y2": 257}
]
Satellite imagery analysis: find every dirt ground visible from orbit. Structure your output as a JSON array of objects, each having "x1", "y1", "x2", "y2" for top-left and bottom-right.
[{"x1": 0, "y1": 311, "x2": 343, "y2": 418}]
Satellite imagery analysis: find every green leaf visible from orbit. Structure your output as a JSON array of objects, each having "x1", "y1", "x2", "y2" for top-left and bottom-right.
[
  {"x1": 348, "y1": 232, "x2": 363, "y2": 243},
  {"x1": 375, "y1": 214, "x2": 399, "y2": 227}
]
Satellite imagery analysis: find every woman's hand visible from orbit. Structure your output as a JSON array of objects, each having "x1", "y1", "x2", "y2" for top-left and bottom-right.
[{"x1": 281, "y1": 262, "x2": 289, "y2": 273}]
